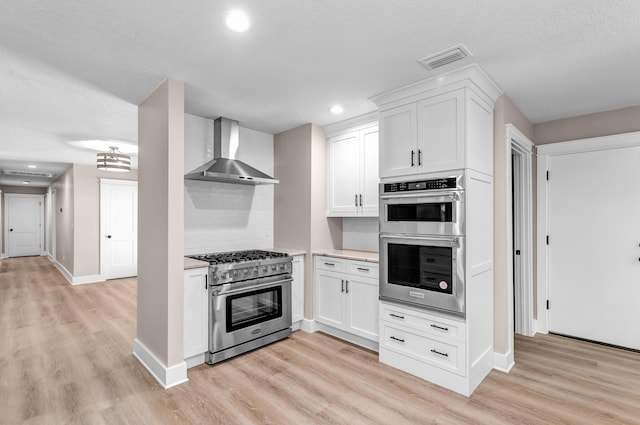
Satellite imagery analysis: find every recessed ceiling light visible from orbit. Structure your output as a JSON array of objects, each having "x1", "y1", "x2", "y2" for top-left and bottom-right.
[
  {"x1": 27, "y1": 164, "x2": 37, "y2": 168},
  {"x1": 330, "y1": 105, "x2": 344, "y2": 114},
  {"x1": 226, "y1": 9, "x2": 250, "y2": 32}
]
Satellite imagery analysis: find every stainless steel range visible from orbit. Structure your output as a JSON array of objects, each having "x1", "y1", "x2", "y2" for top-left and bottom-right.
[{"x1": 187, "y1": 250, "x2": 292, "y2": 364}]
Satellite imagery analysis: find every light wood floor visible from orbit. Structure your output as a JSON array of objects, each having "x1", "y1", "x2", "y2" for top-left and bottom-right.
[{"x1": 2, "y1": 257, "x2": 640, "y2": 424}]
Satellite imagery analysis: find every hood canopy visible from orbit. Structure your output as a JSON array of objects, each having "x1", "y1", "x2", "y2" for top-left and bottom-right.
[{"x1": 184, "y1": 117, "x2": 279, "y2": 185}]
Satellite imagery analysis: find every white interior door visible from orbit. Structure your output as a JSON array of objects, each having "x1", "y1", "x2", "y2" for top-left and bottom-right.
[
  {"x1": 547, "y1": 146, "x2": 640, "y2": 349},
  {"x1": 5, "y1": 194, "x2": 43, "y2": 257},
  {"x1": 101, "y1": 179, "x2": 138, "y2": 279}
]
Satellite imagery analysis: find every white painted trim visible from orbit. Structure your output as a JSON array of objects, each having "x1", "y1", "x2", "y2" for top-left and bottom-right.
[
  {"x1": 536, "y1": 131, "x2": 640, "y2": 156},
  {"x1": 370, "y1": 64, "x2": 503, "y2": 108},
  {"x1": 536, "y1": 154, "x2": 550, "y2": 333},
  {"x1": 100, "y1": 179, "x2": 138, "y2": 280},
  {"x1": 133, "y1": 338, "x2": 188, "y2": 389},
  {"x1": 299, "y1": 318, "x2": 317, "y2": 333},
  {"x1": 314, "y1": 322, "x2": 379, "y2": 352},
  {"x1": 53, "y1": 260, "x2": 105, "y2": 285},
  {"x1": 535, "y1": 131, "x2": 640, "y2": 335},
  {"x1": 507, "y1": 124, "x2": 535, "y2": 339},
  {"x1": 4, "y1": 193, "x2": 45, "y2": 258},
  {"x1": 323, "y1": 112, "x2": 378, "y2": 137},
  {"x1": 493, "y1": 350, "x2": 515, "y2": 373},
  {"x1": 184, "y1": 352, "x2": 205, "y2": 369}
]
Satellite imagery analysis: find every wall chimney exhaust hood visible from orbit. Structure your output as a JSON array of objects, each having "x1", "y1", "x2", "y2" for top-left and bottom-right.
[{"x1": 184, "y1": 117, "x2": 279, "y2": 185}]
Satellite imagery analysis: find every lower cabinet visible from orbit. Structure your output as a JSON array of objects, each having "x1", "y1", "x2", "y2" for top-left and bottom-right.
[
  {"x1": 379, "y1": 301, "x2": 488, "y2": 397},
  {"x1": 183, "y1": 267, "x2": 208, "y2": 365},
  {"x1": 315, "y1": 256, "x2": 379, "y2": 345},
  {"x1": 291, "y1": 255, "x2": 305, "y2": 327}
]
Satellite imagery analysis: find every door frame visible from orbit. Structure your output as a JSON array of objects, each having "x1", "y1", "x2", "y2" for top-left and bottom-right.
[
  {"x1": 536, "y1": 131, "x2": 640, "y2": 333},
  {"x1": 100, "y1": 178, "x2": 138, "y2": 280},
  {"x1": 50, "y1": 189, "x2": 57, "y2": 262},
  {"x1": 4, "y1": 193, "x2": 45, "y2": 257},
  {"x1": 506, "y1": 124, "x2": 535, "y2": 339}
]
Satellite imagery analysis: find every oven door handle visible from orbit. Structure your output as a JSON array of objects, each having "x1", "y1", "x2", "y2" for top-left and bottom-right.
[
  {"x1": 380, "y1": 192, "x2": 460, "y2": 201},
  {"x1": 211, "y1": 278, "x2": 291, "y2": 297},
  {"x1": 380, "y1": 234, "x2": 461, "y2": 246}
]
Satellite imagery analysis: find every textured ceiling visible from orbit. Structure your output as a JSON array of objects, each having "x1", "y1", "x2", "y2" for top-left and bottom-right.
[{"x1": 0, "y1": 0, "x2": 639, "y2": 176}]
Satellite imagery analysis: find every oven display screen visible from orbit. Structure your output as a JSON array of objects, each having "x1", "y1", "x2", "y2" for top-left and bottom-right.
[
  {"x1": 387, "y1": 244, "x2": 453, "y2": 294},
  {"x1": 226, "y1": 286, "x2": 282, "y2": 332}
]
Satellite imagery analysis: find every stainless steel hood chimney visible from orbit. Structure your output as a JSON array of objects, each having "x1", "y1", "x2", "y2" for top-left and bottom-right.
[{"x1": 184, "y1": 117, "x2": 279, "y2": 185}]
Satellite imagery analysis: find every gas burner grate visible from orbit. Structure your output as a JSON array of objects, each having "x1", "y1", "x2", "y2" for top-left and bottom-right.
[{"x1": 189, "y1": 249, "x2": 288, "y2": 265}]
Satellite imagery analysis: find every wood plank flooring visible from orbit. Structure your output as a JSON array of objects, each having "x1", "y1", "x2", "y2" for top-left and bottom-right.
[{"x1": 1, "y1": 256, "x2": 639, "y2": 424}]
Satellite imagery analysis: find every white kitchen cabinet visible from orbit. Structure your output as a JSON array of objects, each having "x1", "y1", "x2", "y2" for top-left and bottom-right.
[
  {"x1": 314, "y1": 256, "x2": 379, "y2": 346},
  {"x1": 183, "y1": 267, "x2": 208, "y2": 365},
  {"x1": 291, "y1": 254, "x2": 305, "y2": 327},
  {"x1": 327, "y1": 124, "x2": 379, "y2": 216},
  {"x1": 375, "y1": 68, "x2": 497, "y2": 178}
]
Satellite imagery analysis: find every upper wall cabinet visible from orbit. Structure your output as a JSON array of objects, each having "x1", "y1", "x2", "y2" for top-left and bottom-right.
[
  {"x1": 326, "y1": 123, "x2": 379, "y2": 217},
  {"x1": 373, "y1": 65, "x2": 501, "y2": 179}
]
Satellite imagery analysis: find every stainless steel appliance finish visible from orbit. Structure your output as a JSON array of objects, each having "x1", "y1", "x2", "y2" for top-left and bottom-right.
[
  {"x1": 184, "y1": 117, "x2": 279, "y2": 185},
  {"x1": 379, "y1": 174, "x2": 467, "y2": 317},
  {"x1": 379, "y1": 234, "x2": 465, "y2": 316},
  {"x1": 380, "y1": 175, "x2": 464, "y2": 236},
  {"x1": 186, "y1": 249, "x2": 292, "y2": 364}
]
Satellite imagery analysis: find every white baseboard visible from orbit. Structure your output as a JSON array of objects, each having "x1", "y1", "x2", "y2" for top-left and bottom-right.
[
  {"x1": 299, "y1": 318, "x2": 317, "y2": 333},
  {"x1": 315, "y1": 322, "x2": 379, "y2": 352},
  {"x1": 133, "y1": 338, "x2": 188, "y2": 389},
  {"x1": 53, "y1": 260, "x2": 105, "y2": 285},
  {"x1": 493, "y1": 349, "x2": 515, "y2": 373}
]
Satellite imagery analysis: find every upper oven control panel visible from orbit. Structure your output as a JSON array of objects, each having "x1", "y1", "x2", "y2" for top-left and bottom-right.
[{"x1": 383, "y1": 177, "x2": 458, "y2": 193}]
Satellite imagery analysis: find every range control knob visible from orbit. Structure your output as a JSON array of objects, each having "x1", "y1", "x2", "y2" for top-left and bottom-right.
[{"x1": 439, "y1": 281, "x2": 449, "y2": 290}]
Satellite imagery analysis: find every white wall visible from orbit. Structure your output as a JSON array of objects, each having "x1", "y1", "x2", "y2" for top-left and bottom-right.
[
  {"x1": 184, "y1": 113, "x2": 275, "y2": 254},
  {"x1": 342, "y1": 217, "x2": 378, "y2": 252}
]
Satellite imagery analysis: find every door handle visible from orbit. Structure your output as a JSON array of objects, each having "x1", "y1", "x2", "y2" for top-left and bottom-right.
[
  {"x1": 341, "y1": 279, "x2": 344, "y2": 293},
  {"x1": 359, "y1": 194, "x2": 362, "y2": 207},
  {"x1": 418, "y1": 149, "x2": 423, "y2": 166},
  {"x1": 106, "y1": 235, "x2": 112, "y2": 239},
  {"x1": 9, "y1": 228, "x2": 13, "y2": 232},
  {"x1": 354, "y1": 194, "x2": 358, "y2": 207},
  {"x1": 345, "y1": 280, "x2": 349, "y2": 294},
  {"x1": 411, "y1": 150, "x2": 415, "y2": 167}
]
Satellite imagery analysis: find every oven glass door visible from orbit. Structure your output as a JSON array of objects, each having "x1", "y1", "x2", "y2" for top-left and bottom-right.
[
  {"x1": 388, "y1": 243, "x2": 453, "y2": 294},
  {"x1": 380, "y1": 234, "x2": 465, "y2": 316},
  {"x1": 387, "y1": 202, "x2": 453, "y2": 223},
  {"x1": 226, "y1": 286, "x2": 282, "y2": 332}
]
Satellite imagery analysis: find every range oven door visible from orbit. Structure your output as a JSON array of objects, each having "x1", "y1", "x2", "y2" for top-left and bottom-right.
[
  {"x1": 209, "y1": 276, "x2": 292, "y2": 355},
  {"x1": 380, "y1": 234, "x2": 465, "y2": 317},
  {"x1": 380, "y1": 190, "x2": 465, "y2": 236}
]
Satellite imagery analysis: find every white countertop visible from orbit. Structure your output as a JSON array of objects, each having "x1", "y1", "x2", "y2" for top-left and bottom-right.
[
  {"x1": 184, "y1": 257, "x2": 209, "y2": 270},
  {"x1": 312, "y1": 249, "x2": 379, "y2": 263}
]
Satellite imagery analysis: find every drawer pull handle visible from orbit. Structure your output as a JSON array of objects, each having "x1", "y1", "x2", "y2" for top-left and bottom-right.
[
  {"x1": 389, "y1": 313, "x2": 405, "y2": 320},
  {"x1": 390, "y1": 336, "x2": 405, "y2": 343},
  {"x1": 430, "y1": 324, "x2": 449, "y2": 331},
  {"x1": 324, "y1": 262, "x2": 335, "y2": 266},
  {"x1": 356, "y1": 267, "x2": 370, "y2": 272},
  {"x1": 430, "y1": 349, "x2": 449, "y2": 357}
]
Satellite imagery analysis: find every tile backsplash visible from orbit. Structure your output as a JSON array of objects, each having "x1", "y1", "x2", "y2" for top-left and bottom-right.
[
  {"x1": 184, "y1": 113, "x2": 275, "y2": 254},
  {"x1": 342, "y1": 217, "x2": 379, "y2": 252}
]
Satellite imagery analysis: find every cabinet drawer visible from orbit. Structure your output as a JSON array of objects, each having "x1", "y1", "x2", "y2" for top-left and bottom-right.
[
  {"x1": 315, "y1": 256, "x2": 346, "y2": 272},
  {"x1": 381, "y1": 302, "x2": 465, "y2": 342},
  {"x1": 381, "y1": 323, "x2": 465, "y2": 376},
  {"x1": 347, "y1": 261, "x2": 378, "y2": 278}
]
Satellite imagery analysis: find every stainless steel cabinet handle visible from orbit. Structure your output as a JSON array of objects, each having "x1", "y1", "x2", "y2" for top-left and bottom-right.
[
  {"x1": 418, "y1": 149, "x2": 423, "y2": 166},
  {"x1": 359, "y1": 194, "x2": 362, "y2": 207},
  {"x1": 341, "y1": 279, "x2": 344, "y2": 293},
  {"x1": 345, "y1": 280, "x2": 349, "y2": 294},
  {"x1": 356, "y1": 267, "x2": 369, "y2": 272},
  {"x1": 390, "y1": 336, "x2": 405, "y2": 343},
  {"x1": 355, "y1": 194, "x2": 358, "y2": 207},
  {"x1": 411, "y1": 150, "x2": 415, "y2": 167},
  {"x1": 324, "y1": 262, "x2": 335, "y2": 266},
  {"x1": 430, "y1": 324, "x2": 449, "y2": 331},
  {"x1": 389, "y1": 313, "x2": 405, "y2": 319},
  {"x1": 205, "y1": 274, "x2": 208, "y2": 290},
  {"x1": 430, "y1": 349, "x2": 449, "y2": 357}
]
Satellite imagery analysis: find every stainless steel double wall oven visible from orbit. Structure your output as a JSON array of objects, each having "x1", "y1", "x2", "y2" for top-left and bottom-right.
[{"x1": 379, "y1": 175, "x2": 466, "y2": 317}]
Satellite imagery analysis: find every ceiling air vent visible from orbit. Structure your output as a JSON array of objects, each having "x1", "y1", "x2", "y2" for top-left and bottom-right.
[
  {"x1": 418, "y1": 44, "x2": 472, "y2": 71},
  {"x1": 3, "y1": 169, "x2": 54, "y2": 178}
]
